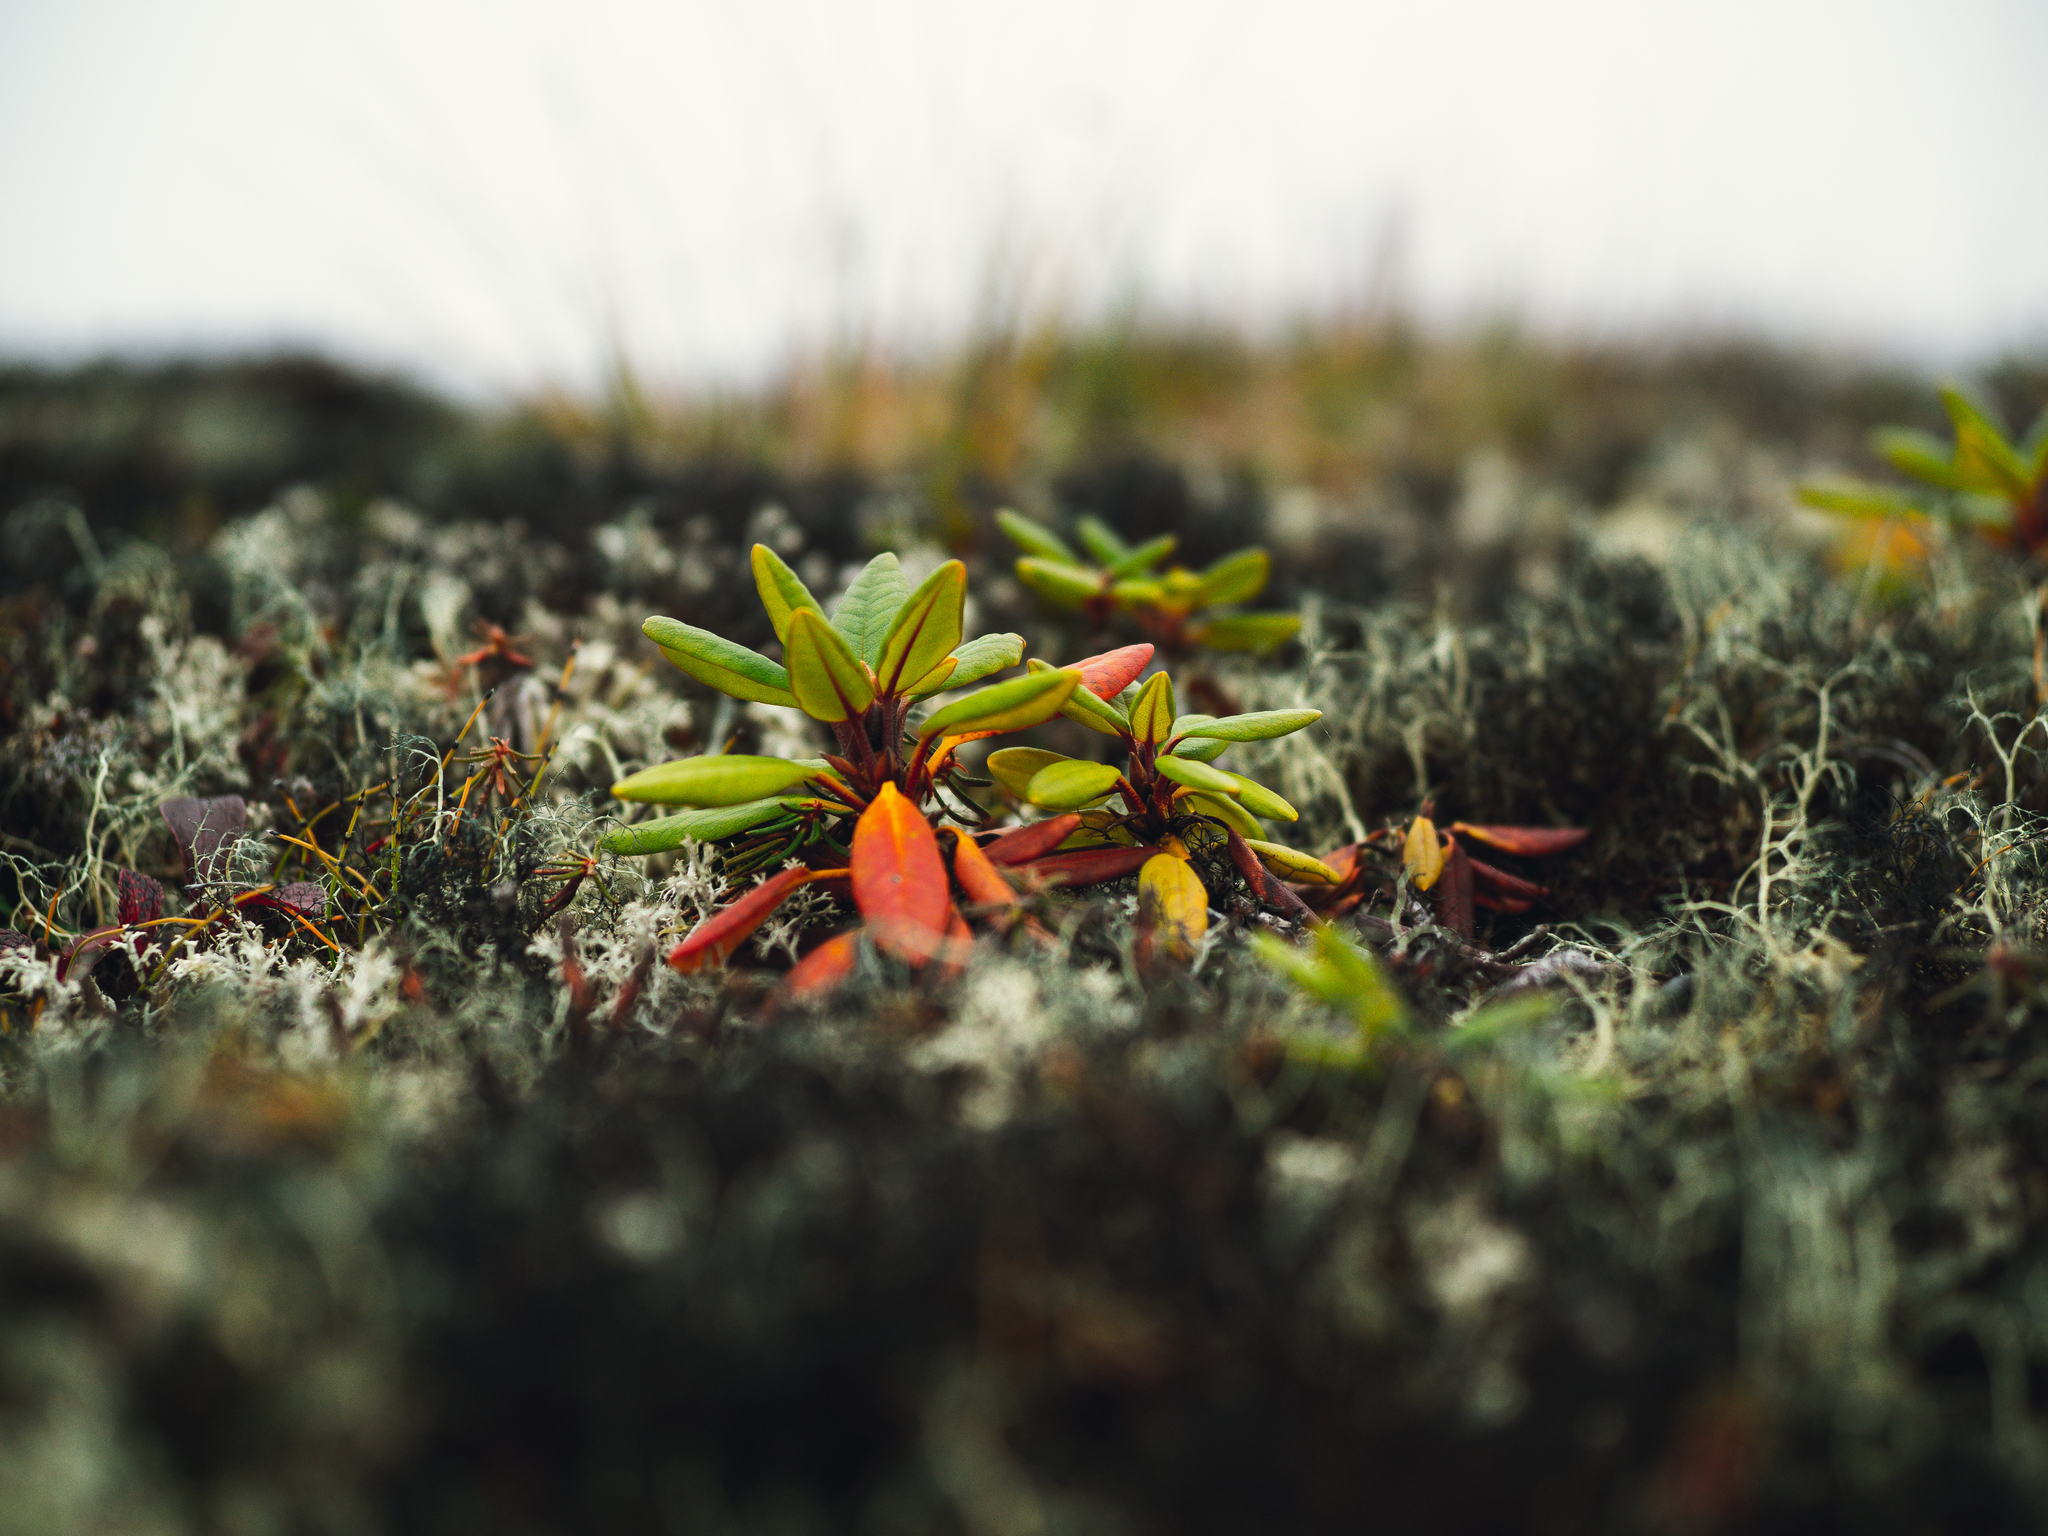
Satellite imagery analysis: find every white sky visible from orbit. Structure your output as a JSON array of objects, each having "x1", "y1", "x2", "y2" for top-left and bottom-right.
[{"x1": 3, "y1": 0, "x2": 2044, "y2": 398}]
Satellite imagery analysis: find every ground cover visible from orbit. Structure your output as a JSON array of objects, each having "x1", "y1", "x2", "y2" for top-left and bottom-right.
[{"x1": 3, "y1": 337, "x2": 2048, "y2": 1533}]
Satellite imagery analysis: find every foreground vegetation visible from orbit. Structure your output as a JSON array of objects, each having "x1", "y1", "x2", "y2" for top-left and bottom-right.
[{"x1": 3, "y1": 332, "x2": 2048, "y2": 1533}]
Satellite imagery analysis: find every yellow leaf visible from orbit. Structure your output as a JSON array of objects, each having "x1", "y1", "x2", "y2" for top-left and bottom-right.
[
  {"x1": 1138, "y1": 851, "x2": 1209, "y2": 963},
  {"x1": 1404, "y1": 816, "x2": 1444, "y2": 890}
]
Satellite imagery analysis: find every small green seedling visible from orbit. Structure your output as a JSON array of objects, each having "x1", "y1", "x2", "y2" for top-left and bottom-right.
[
  {"x1": 1798, "y1": 385, "x2": 2048, "y2": 555},
  {"x1": 996, "y1": 508, "x2": 1302, "y2": 654},
  {"x1": 982, "y1": 641, "x2": 1332, "y2": 955},
  {"x1": 1252, "y1": 922, "x2": 1550, "y2": 1071}
]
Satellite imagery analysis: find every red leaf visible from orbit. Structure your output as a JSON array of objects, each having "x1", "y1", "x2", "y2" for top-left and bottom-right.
[
  {"x1": 1318, "y1": 843, "x2": 1362, "y2": 884},
  {"x1": 850, "y1": 783, "x2": 951, "y2": 964},
  {"x1": 117, "y1": 868, "x2": 164, "y2": 927},
  {"x1": 785, "y1": 930, "x2": 861, "y2": 997},
  {"x1": 1429, "y1": 839, "x2": 1475, "y2": 941},
  {"x1": 1465, "y1": 857, "x2": 1547, "y2": 902},
  {"x1": 981, "y1": 814, "x2": 1083, "y2": 866},
  {"x1": 1073, "y1": 643, "x2": 1154, "y2": 699},
  {"x1": 1474, "y1": 893, "x2": 1535, "y2": 914},
  {"x1": 1012, "y1": 845, "x2": 1157, "y2": 888},
  {"x1": 951, "y1": 832, "x2": 1019, "y2": 908},
  {"x1": 668, "y1": 865, "x2": 829, "y2": 973},
  {"x1": 1447, "y1": 822, "x2": 1588, "y2": 858}
]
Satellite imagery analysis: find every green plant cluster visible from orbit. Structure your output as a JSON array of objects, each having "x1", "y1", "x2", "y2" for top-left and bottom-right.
[
  {"x1": 1799, "y1": 384, "x2": 2048, "y2": 554},
  {"x1": 996, "y1": 507, "x2": 1301, "y2": 653}
]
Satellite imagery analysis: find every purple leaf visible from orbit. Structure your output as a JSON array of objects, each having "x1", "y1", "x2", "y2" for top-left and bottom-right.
[
  {"x1": 118, "y1": 868, "x2": 164, "y2": 927},
  {"x1": 160, "y1": 795, "x2": 246, "y2": 881}
]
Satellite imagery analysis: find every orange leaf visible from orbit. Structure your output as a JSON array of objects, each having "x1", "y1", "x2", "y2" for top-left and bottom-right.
[
  {"x1": 951, "y1": 831, "x2": 1020, "y2": 908},
  {"x1": 850, "y1": 782, "x2": 951, "y2": 964},
  {"x1": 1073, "y1": 642, "x2": 1154, "y2": 699},
  {"x1": 1138, "y1": 851, "x2": 1209, "y2": 964},
  {"x1": 1319, "y1": 842, "x2": 1362, "y2": 884},
  {"x1": 1448, "y1": 822, "x2": 1588, "y2": 858},
  {"x1": 784, "y1": 930, "x2": 861, "y2": 997},
  {"x1": 667, "y1": 864, "x2": 838, "y2": 973},
  {"x1": 981, "y1": 814, "x2": 1083, "y2": 866},
  {"x1": 940, "y1": 903, "x2": 975, "y2": 980}
]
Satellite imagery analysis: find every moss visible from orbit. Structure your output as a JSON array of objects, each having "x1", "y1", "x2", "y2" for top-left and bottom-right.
[{"x1": 3, "y1": 346, "x2": 2048, "y2": 1531}]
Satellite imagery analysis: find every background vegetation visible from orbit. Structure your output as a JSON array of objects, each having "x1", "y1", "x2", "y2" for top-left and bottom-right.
[{"x1": 4, "y1": 323, "x2": 2048, "y2": 1534}]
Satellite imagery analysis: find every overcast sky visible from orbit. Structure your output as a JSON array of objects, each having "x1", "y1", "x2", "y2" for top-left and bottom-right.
[{"x1": 3, "y1": 0, "x2": 2044, "y2": 397}]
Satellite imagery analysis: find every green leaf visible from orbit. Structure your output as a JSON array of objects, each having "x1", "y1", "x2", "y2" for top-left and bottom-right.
[
  {"x1": 1028, "y1": 658, "x2": 1130, "y2": 737},
  {"x1": 642, "y1": 616, "x2": 798, "y2": 707},
  {"x1": 1185, "y1": 790, "x2": 1262, "y2": 838},
  {"x1": 1127, "y1": 671, "x2": 1177, "y2": 744},
  {"x1": 786, "y1": 607, "x2": 877, "y2": 722},
  {"x1": 599, "y1": 799, "x2": 794, "y2": 855},
  {"x1": 1026, "y1": 759, "x2": 1124, "y2": 811},
  {"x1": 1251, "y1": 930, "x2": 1347, "y2": 1004},
  {"x1": 1871, "y1": 428, "x2": 1969, "y2": 491},
  {"x1": 831, "y1": 552, "x2": 911, "y2": 665},
  {"x1": 918, "y1": 667, "x2": 1081, "y2": 740},
  {"x1": 1109, "y1": 578, "x2": 1167, "y2": 608},
  {"x1": 986, "y1": 747, "x2": 1072, "y2": 799},
  {"x1": 995, "y1": 509, "x2": 1075, "y2": 563},
  {"x1": 1153, "y1": 753, "x2": 1238, "y2": 795},
  {"x1": 1185, "y1": 613, "x2": 1301, "y2": 653},
  {"x1": 876, "y1": 560, "x2": 966, "y2": 696},
  {"x1": 1016, "y1": 558, "x2": 1104, "y2": 609},
  {"x1": 610, "y1": 755, "x2": 824, "y2": 806},
  {"x1": 1443, "y1": 993, "x2": 1552, "y2": 1054},
  {"x1": 750, "y1": 544, "x2": 826, "y2": 643},
  {"x1": 1194, "y1": 548, "x2": 1270, "y2": 606},
  {"x1": 1795, "y1": 480, "x2": 1920, "y2": 519},
  {"x1": 1941, "y1": 385, "x2": 2032, "y2": 500},
  {"x1": 1226, "y1": 771, "x2": 1298, "y2": 822},
  {"x1": 1075, "y1": 515, "x2": 1130, "y2": 565},
  {"x1": 924, "y1": 632, "x2": 1024, "y2": 693},
  {"x1": 1168, "y1": 735, "x2": 1231, "y2": 763},
  {"x1": 1172, "y1": 708, "x2": 1321, "y2": 743},
  {"x1": 1107, "y1": 534, "x2": 1176, "y2": 578}
]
